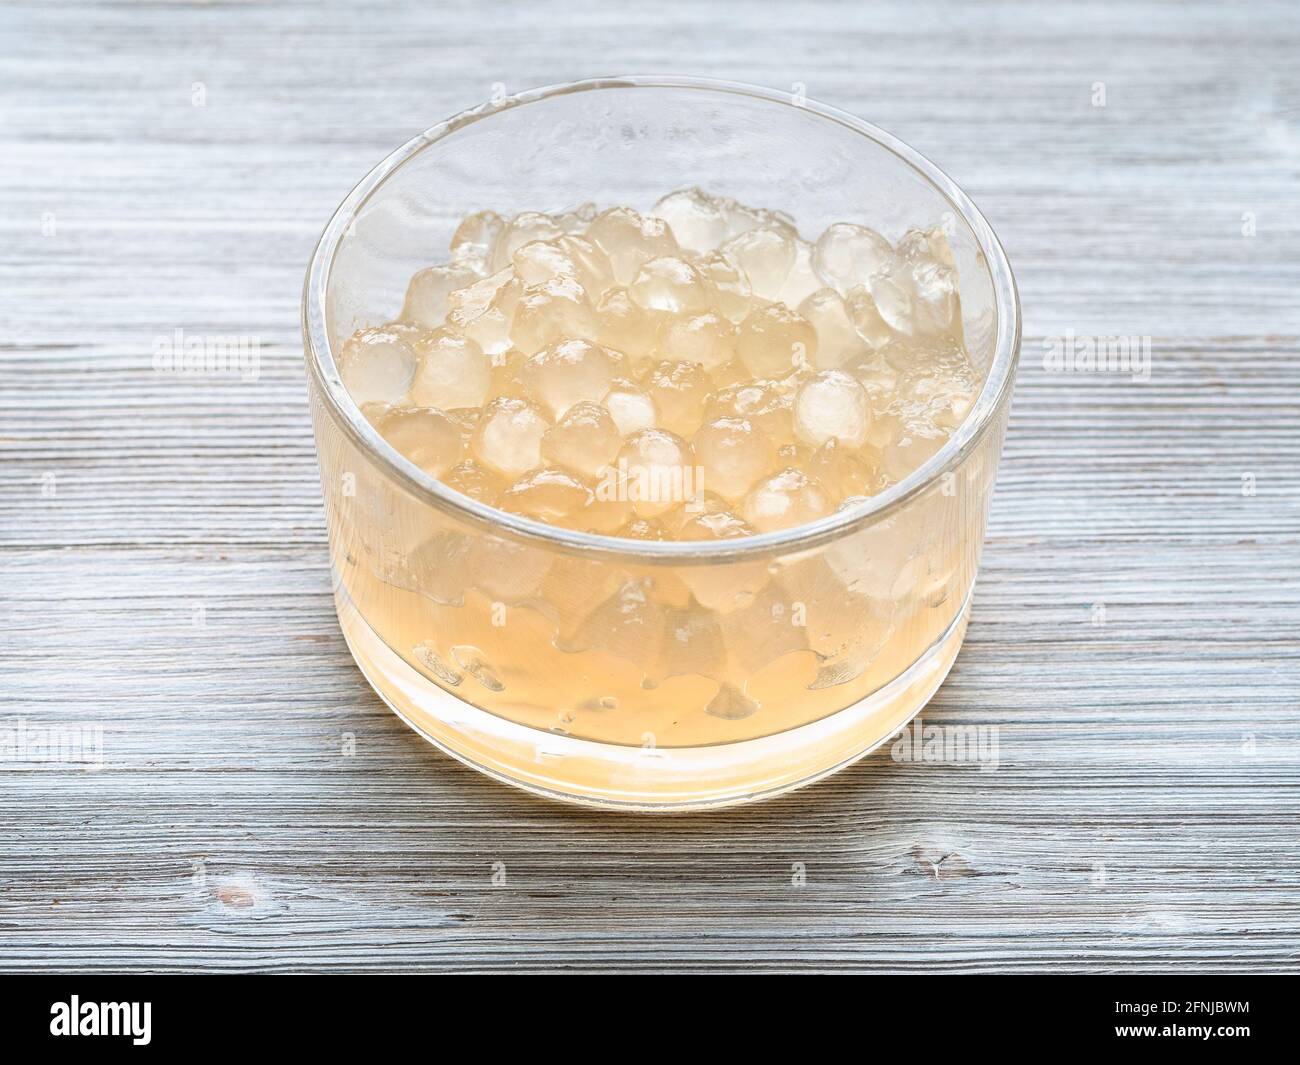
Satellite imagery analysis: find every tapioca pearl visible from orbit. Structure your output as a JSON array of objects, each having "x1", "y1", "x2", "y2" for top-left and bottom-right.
[
  {"x1": 500, "y1": 468, "x2": 595, "y2": 523},
  {"x1": 868, "y1": 260, "x2": 919, "y2": 335},
  {"x1": 595, "y1": 286, "x2": 662, "y2": 362},
  {"x1": 706, "y1": 379, "x2": 795, "y2": 446},
  {"x1": 586, "y1": 206, "x2": 679, "y2": 285},
  {"x1": 579, "y1": 494, "x2": 634, "y2": 534},
  {"x1": 490, "y1": 211, "x2": 565, "y2": 272},
  {"x1": 909, "y1": 258, "x2": 960, "y2": 336},
  {"x1": 692, "y1": 417, "x2": 776, "y2": 501},
  {"x1": 450, "y1": 210, "x2": 503, "y2": 273},
  {"x1": 793, "y1": 369, "x2": 871, "y2": 449},
  {"x1": 896, "y1": 225, "x2": 956, "y2": 268},
  {"x1": 511, "y1": 239, "x2": 583, "y2": 287},
  {"x1": 775, "y1": 239, "x2": 822, "y2": 308},
  {"x1": 616, "y1": 428, "x2": 696, "y2": 518},
  {"x1": 521, "y1": 338, "x2": 617, "y2": 418},
  {"x1": 694, "y1": 251, "x2": 752, "y2": 322},
  {"x1": 401, "y1": 263, "x2": 482, "y2": 328},
  {"x1": 554, "y1": 202, "x2": 598, "y2": 233},
  {"x1": 813, "y1": 222, "x2": 894, "y2": 293},
  {"x1": 628, "y1": 256, "x2": 712, "y2": 315},
  {"x1": 470, "y1": 396, "x2": 551, "y2": 479},
  {"x1": 376, "y1": 406, "x2": 463, "y2": 477},
  {"x1": 510, "y1": 276, "x2": 598, "y2": 354},
  {"x1": 806, "y1": 438, "x2": 881, "y2": 500},
  {"x1": 741, "y1": 468, "x2": 833, "y2": 532},
  {"x1": 647, "y1": 360, "x2": 710, "y2": 438},
  {"x1": 338, "y1": 327, "x2": 418, "y2": 406},
  {"x1": 554, "y1": 234, "x2": 613, "y2": 297},
  {"x1": 469, "y1": 533, "x2": 552, "y2": 601},
  {"x1": 487, "y1": 348, "x2": 527, "y2": 401},
  {"x1": 617, "y1": 516, "x2": 671, "y2": 541},
  {"x1": 659, "y1": 310, "x2": 736, "y2": 373},
  {"x1": 447, "y1": 267, "x2": 518, "y2": 321},
  {"x1": 409, "y1": 331, "x2": 491, "y2": 410},
  {"x1": 441, "y1": 459, "x2": 505, "y2": 505},
  {"x1": 651, "y1": 188, "x2": 730, "y2": 254},
  {"x1": 541, "y1": 400, "x2": 623, "y2": 480},
  {"x1": 880, "y1": 415, "x2": 949, "y2": 481},
  {"x1": 602, "y1": 378, "x2": 657, "y2": 435},
  {"x1": 736, "y1": 303, "x2": 817, "y2": 378},
  {"x1": 799, "y1": 288, "x2": 869, "y2": 369},
  {"x1": 844, "y1": 283, "x2": 895, "y2": 349},
  {"x1": 721, "y1": 227, "x2": 795, "y2": 300}
]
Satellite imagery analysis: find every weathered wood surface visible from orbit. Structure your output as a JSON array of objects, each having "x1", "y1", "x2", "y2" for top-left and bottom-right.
[{"x1": 1, "y1": 0, "x2": 1298, "y2": 973}]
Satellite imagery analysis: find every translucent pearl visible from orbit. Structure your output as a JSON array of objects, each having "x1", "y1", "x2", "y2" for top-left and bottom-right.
[
  {"x1": 706, "y1": 379, "x2": 794, "y2": 446},
  {"x1": 586, "y1": 206, "x2": 679, "y2": 285},
  {"x1": 651, "y1": 188, "x2": 730, "y2": 253},
  {"x1": 490, "y1": 211, "x2": 564, "y2": 272},
  {"x1": 501, "y1": 468, "x2": 594, "y2": 523},
  {"x1": 813, "y1": 222, "x2": 894, "y2": 293},
  {"x1": 510, "y1": 276, "x2": 598, "y2": 355},
  {"x1": 659, "y1": 310, "x2": 736, "y2": 372},
  {"x1": 541, "y1": 400, "x2": 623, "y2": 479},
  {"x1": 602, "y1": 379, "x2": 658, "y2": 435},
  {"x1": 793, "y1": 369, "x2": 872, "y2": 449},
  {"x1": 441, "y1": 459, "x2": 504, "y2": 504},
  {"x1": 628, "y1": 256, "x2": 712, "y2": 315},
  {"x1": 692, "y1": 417, "x2": 776, "y2": 501},
  {"x1": 844, "y1": 284, "x2": 894, "y2": 349},
  {"x1": 595, "y1": 287, "x2": 661, "y2": 362},
  {"x1": 401, "y1": 263, "x2": 481, "y2": 328},
  {"x1": 375, "y1": 406, "x2": 463, "y2": 477},
  {"x1": 409, "y1": 331, "x2": 491, "y2": 410},
  {"x1": 449, "y1": 210, "x2": 503, "y2": 273},
  {"x1": 721, "y1": 227, "x2": 795, "y2": 300},
  {"x1": 647, "y1": 360, "x2": 710, "y2": 437},
  {"x1": 471, "y1": 396, "x2": 550, "y2": 479},
  {"x1": 521, "y1": 338, "x2": 617, "y2": 418},
  {"x1": 694, "y1": 251, "x2": 752, "y2": 322},
  {"x1": 736, "y1": 303, "x2": 817, "y2": 378},
  {"x1": 799, "y1": 288, "x2": 869, "y2": 369},
  {"x1": 741, "y1": 468, "x2": 833, "y2": 532},
  {"x1": 615, "y1": 428, "x2": 696, "y2": 518},
  {"x1": 338, "y1": 327, "x2": 417, "y2": 406}
]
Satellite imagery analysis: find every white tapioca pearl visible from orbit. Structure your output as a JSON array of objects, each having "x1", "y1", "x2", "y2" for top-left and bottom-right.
[
  {"x1": 521, "y1": 338, "x2": 617, "y2": 418},
  {"x1": 510, "y1": 276, "x2": 598, "y2": 355},
  {"x1": 338, "y1": 327, "x2": 417, "y2": 406},
  {"x1": 628, "y1": 256, "x2": 712, "y2": 315},
  {"x1": 659, "y1": 310, "x2": 736, "y2": 372},
  {"x1": 541, "y1": 400, "x2": 623, "y2": 480},
  {"x1": 692, "y1": 417, "x2": 776, "y2": 501},
  {"x1": 721, "y1": 227, "x2": 795, "y2": 300},
  {"x1": 736, "y1": 303, "x2": 817, "y2": 378},
  {"x1": 375, "y1": 405, "x2": 463, "y2": 477},
  {"x1": 602, "y1": 379, "x2": 657, "y2": 435},
  {"x1": 616, "y1": 428, "x2": 695, "y2": 518},
  {"x1": 799, "y1": 288, "x2": 869, "y2": 369},
  {"x1": 401, "y1": 263, "x2": 482, "y2": 328},
  {"x1": 490, "y1": 211, "x2": 565, "y2": 272},
  {"x1": 586, "y1": 206, "x2": 679, "y2": 285},
  {"x1": 741, "y1": 468, "x2": 833, "y2": 532},
  {"x1": 500, "y1": 468, "x2": 594, "y2": 524},
  {"x1": 651, "y1": 188, "x2": 730, "y2": 254},
  {"x1": 813, "y1": 222, "x2": 895, "y2": 294},
  {"x1": 793, "y1": 369, "x2": 871, "y2": 449},
  {"x1": 471, "y1": 396, "x2": 551, "y2": 479},
  {"x1": 450, "y1": 210, "x2": 504, "y2": 272},
  {"x1": 647, "y1": 360, "x2": 710, "y2": 438},
  {"x1": 409, "y1": 331, "x2": 491, "y2": 410}
]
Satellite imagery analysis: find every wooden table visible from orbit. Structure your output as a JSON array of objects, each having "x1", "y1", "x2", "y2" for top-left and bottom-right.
[{"x1": 2, "y1": 0, "x2": 1298, "y2": 973}]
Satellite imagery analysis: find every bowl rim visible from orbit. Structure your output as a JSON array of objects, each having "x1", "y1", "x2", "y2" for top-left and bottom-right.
[{"x1": 302, "y1": 74, "x2": 1021, "y2": 563}]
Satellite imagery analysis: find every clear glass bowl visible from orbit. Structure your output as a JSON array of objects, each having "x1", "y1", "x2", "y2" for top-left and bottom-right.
[{"x1": 302, "y1": 76, "x2": 1020, "y2": 810}]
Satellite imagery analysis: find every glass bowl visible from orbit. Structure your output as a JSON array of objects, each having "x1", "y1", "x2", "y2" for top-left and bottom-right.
[{"x1": 302, "y1": 76, "x2": 1020, "y2": 810}]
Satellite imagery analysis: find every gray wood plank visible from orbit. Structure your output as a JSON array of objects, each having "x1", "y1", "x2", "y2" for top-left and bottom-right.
[{"x1": 1, "y1": 0, "x2": 1298, "y2": 972}]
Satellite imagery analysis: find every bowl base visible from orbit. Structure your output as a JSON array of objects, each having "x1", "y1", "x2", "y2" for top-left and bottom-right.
[{"x1": 334, "y1": 587, "x2": 971, "y2": 811}]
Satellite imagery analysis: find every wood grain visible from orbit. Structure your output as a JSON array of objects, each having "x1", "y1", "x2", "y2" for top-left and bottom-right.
[{"x1": 1, "y1": 0, "x2": 1298, "y2": 973}]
